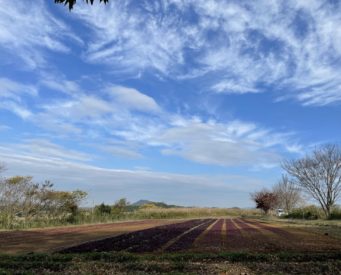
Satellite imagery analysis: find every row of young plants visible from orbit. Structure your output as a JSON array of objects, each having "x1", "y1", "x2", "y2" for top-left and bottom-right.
[{"x1": 0, "y1": 251, "x2": 340, "y2": 274}]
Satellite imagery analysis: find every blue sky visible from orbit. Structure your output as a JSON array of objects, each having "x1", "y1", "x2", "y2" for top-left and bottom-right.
[{"x1": 0, "y1": 0, "x2": 340, "y2": 207}]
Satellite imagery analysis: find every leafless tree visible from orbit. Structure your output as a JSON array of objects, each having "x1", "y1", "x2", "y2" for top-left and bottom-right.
[
  {"x1": 273, "y1": 174, "x2": 302, "y2": 213},
  {"x1": 282, "y1": 144, "x2": 341, "y2": 218}
]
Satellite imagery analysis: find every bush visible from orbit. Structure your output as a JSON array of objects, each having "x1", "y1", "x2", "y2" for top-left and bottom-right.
[
  {"x1": 329, "y1": 206, "x2": 341, "y2": 220},
  {"x1": 287, "y1": 205, "x2": 323, "y2": 220},
  {"x1": 94, "y1": 203, "x2": 112, "y2": 215}
]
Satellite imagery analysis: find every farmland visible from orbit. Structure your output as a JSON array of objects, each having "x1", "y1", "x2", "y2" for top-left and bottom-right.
[
  {"x1": 0, "y1": 217, "x2": 340, "y2": 274},
  {"x1": 0, "y1": 219, "x2": 177, "y2": 254},
  {"x1": 60, "y1": 218, "x2": 341, "y2": 254}
]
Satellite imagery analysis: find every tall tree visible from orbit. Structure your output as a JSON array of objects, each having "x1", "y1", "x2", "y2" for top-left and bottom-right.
[
  {"x1": 0, "y1": 176, "x2": 40, "y2": 227},
  {"x1": 55, "y1": 0, "x2": 109, "y2": 10},
  {"x1": 112, "y1": 198, "x2": 129, "y2": 214},
  {"x1": 282, "y1": 144, "x2": 341, "y2": 218},
  {"x1": 0, "y1": 174, "x2": 87, "y2": 228},
  {"x1": 273, "y1": 174, "x2": 302, "y2": 213}
]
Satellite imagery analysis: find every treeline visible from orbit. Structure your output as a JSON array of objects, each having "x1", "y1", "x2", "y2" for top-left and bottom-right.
[
  {"x1": 0, "y1": 164, "x2": 264, "y2": 229},
  {"x1": 94, "y1": 198, "x2": 129, "y2": 216},
  {"x1": 0, "y1": 171, "x2": 87, "y2": 229},
  {"x1": 251, "y1": 144, "x2": 341, "y2": 220},
  {"x1": 92, "y1": 201, "x2": 261, "y2": 220}
]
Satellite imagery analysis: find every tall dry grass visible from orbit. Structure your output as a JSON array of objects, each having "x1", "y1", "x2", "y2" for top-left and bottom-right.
[
  {"x1": 0, "y1": 207, "x2": 262, "y2": 230},
  {"x1": 127, "y1": 207, "x2": 262, "y2": 219}
]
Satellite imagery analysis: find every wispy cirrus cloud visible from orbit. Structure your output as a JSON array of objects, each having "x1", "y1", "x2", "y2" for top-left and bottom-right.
[
  {"x1": 1, "y1": 0, "x2": 337, "y2": 206},
  {"x1": 0, "y1": 0, "x2": 78, "y2": 69},
  {"x1": 0, "y1": 78, "x2": 38, "y2": 119},
  {"x1": 71, "y1": 0, "x2": 341, "y2": 106},
  {"x1": 0, "y1": 100, "x2": 32, "y2": 119},
  {"x1": 0, "y1": 139, "x2": 91, "y2": 163},
  {"x1": 0, "y1": 78, "x2": 38, "y2": 100},
  {"x1": 0, "y1": 143, "x2": 266, "y2": 207},
  {"x1": 117, "y1": 115, "x2": 295, "y2": 168},
  {"x1": 0, "y1": 76, "x2": 299, "y2": 167}
]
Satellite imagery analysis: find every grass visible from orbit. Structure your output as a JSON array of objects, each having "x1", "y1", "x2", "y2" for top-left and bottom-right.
[
  {"x1": 128, "y1": 207, "x2": 261, "y2": 219},
  {"x1": 254, "y1": 216, "x2": 341, "y2": 241},
  {"x1": 0, "y1": 207, "x2": 262, "y2": 230},
  {"x1": 0, "y1": 251, "x2": 339, "y2": 274}
]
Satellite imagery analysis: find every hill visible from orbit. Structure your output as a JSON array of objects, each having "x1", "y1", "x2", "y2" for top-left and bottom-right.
[{"x1": 131, "y1": 200, "x2": 183, "y2": 209}]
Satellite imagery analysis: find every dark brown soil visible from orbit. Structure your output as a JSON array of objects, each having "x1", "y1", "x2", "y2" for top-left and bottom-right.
[{"x1": 61, "y1": 219, "x2": 207, "y2": 253}]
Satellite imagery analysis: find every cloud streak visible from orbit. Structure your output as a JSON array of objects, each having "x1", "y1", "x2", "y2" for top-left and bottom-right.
[
  {"x1": 69, "y1": 0, "x2": 341, "y2": 106},
  {"x1": 0, "y1": 0, "x2": 77, "y2": 69},
  {"x1": 0, "y1": 143, "x2": 265, "y2": 207}
]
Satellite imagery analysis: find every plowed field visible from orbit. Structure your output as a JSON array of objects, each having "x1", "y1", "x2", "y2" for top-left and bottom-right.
[
  {"x1": 61, "y1": 218, "x2": 341, "y2": 253},
  {"x1": 0, "y1": 219, "x2": 178, "y2": 254}
]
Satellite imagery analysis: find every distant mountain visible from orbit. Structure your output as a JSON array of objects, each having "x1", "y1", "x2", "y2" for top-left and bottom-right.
[
  {"x1": 131, "y1": 199, "x2": 182, "y2": 208},
  {"x1": 131, "y1": 200, "x2": 154, "y2": 206}
]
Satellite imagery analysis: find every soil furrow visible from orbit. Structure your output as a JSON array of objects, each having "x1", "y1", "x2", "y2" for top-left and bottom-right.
[
  {"x1": 242, "y1": 219, "x2": 293, "y2": 239},
  {"x1": 165, "y1": 219, "x2": 216, "y2": 252},
  {"x1": 224, "y1": 218, "x2": 249, "y2": 250},
  {"x1": 61, "y1": 219, "x2": 206, "y2": 253},
  {"x1": 194, "y1": 219, "x2": 224, "y2": 251}
]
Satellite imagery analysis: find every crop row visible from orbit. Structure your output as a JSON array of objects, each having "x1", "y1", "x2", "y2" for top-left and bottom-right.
[
  {"x1": 61, "y1": 218, "x2": 299, "y2": 253},
  {"x1": 61, "y1": 219, "x2": 209, "y2": 253}
]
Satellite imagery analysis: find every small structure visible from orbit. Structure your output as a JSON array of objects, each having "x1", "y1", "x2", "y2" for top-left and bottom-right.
[{"x1": 276, "y1": 208, "x2": 286, "y2": 217}]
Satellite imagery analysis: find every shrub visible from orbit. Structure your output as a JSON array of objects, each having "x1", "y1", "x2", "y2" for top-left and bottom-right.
[
  {"x1": 329, "y1": 206, "x2": 341, "y2": 220},
  {"x1": 94, "y1": 203, "x2": 112, "y2": 215},
  {"x1": 287, "y1": 205, "x2": 323, "y2": 220}
]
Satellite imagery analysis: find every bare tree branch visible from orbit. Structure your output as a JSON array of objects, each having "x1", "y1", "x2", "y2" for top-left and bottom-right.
[
  {"x1": 282, "y1": 144, "x2": 341, "y2": 218},
  {"x1": 54, "y1": 0, "x2": 109, "y2": 10},
  {"x1": 273, "y1": 174, "x2": 302, "y2": 213}
]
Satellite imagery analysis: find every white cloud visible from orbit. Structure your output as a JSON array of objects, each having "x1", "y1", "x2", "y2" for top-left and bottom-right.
[
  {"x1": 109, "y1": 86, "x2": 161, "y2": 113},
  {"x1": 111, "y1": 113, "x2": 297, "y2": 168},
  {"x1": 0, "y1": 0, "x2": 77, "y2": 69},
  {"x1": 155, "y1": 118, "x2": 284, "y2": 167},
  {"x1": 73, "y1": 1, "x2": 185, "y2": 75},
  {"x1": 69, "y1": 0, "x2": 341, "y2": 106},
  {"x1": 0, "y1": 139, "x2": 91, "y2": 163},
  {"x1": 0, "y1": 78, "x2": 38, "y2": 101},
  {"x1": 0, "y1": 144, "x2": 266, "y2": 207},
  {"x1": 7, "y1": 82, "x2": 297, "y2": 168},
  {"x1": 211, "y1": 80, "x2": 259, "y2": 94},
  {"x1": 0, "y1": 100, "x2": 33, "y2": 119},
  {"x1": 1, "y1": 0, "x2": 338, "y2": 105},
  {"x1": 97, "y1": 143, "x2": 142, "y2": 159},
  {"x1": 0, "y1": 78, "x2": 39, "y2": 119},
  {"x1": 0, "y1": 75, "x2": 298, "y2": 168},
  {"x1": 39, "y1": 77, "x2": 82, "y2": 96}
]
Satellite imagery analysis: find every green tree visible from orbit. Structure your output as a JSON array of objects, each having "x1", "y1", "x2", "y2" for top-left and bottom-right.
[
  {"x1": 0, "y1": 172, "x2": 87, "y2": 227},
  {"x1": 95, "y1": 203, "x2": 112, "y2": 215},
  {"x1": 41, "y1": 189, "x2": 87, "y2": 221},
  {"x1": 112, "y1": 198, "x2": 129, "y2": 214}
]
